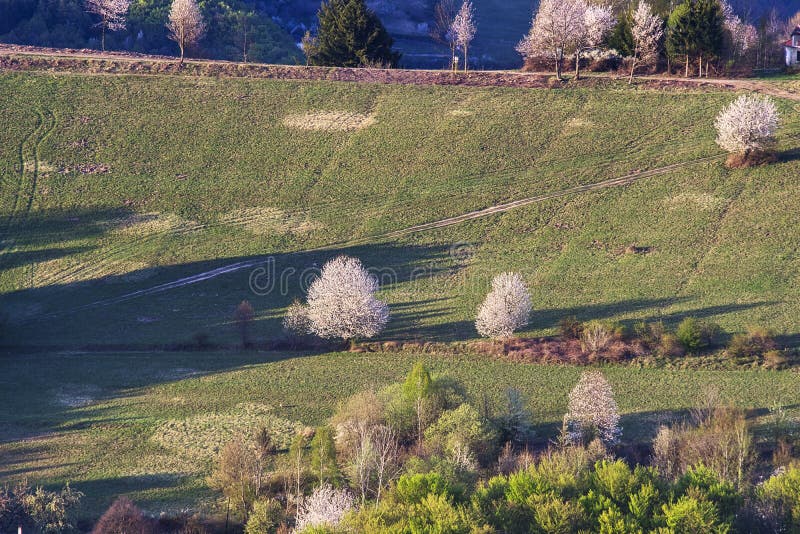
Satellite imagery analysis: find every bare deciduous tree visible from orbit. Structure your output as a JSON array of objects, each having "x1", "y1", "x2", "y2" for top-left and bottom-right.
[
  {"x1": 629, "y1": 1, "x2": 663, "y2": 83},
  {"x1": 516, "y1": 0, "x2": 586, "y2": 79},
  {"x1": 370, "y1": 424, "x2": 399, "y2": 504},
  {"x1": 475, "y1": 272, "x2": 532, "y2": 339},
  {"x1": 451, "y1": 0, "x2": 476, "y2": 71},
  {"x1": 208, "y1": 437, "x2": 260, "y2": 519},
  {"x1": 306, "y1": 255, "x2": 389, "y2": 343},
  {"x1": 431, "y1": 0, "x2": 459, "y2": 68},
  {"x1": 234, "y1": 300, "x2": 255, "y2": 348},
  {"x1": 715, "y1": 94, "x2": 779, "y2": 161},
  {"x1": 84, "y1": 0, "x2": 130, "y2": 51},
  {"x1": 564, "y1": 370, "x2": 621, "y2": 446},
  {"x1": 167, "y1": 0, "x2": 206, "y2": 64},
  {"x1": 295, "y1": 484, "x2": 354, "y2": 531}
]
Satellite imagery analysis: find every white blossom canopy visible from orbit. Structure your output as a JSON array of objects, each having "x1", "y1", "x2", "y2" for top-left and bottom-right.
[
  {"x1": 715, "y1": 94, "x2": 779, "y2": 154},
  {"x1": 475, "y1": 272, "x2": 532, "y2": 339},
  {"x1": 306, "y1": 255, "x2": 390, "y2": 341}
]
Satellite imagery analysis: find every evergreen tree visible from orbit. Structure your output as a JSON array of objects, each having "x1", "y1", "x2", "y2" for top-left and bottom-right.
[
  {"x1": 608, "y1": 11, "x2": 635, "y2": 57},
  {"x1": 310, "y1": 426, "x2": 340, "y2": 485},
  {"x1": 306, "y1": 0, "x2": 400, "y2": 68},
  {"x1": 667, "y1": 0, "x2": 697, "y2": 76},
  {"x1": 667, "y1": 0, "x2": 724, "y2": 76}
]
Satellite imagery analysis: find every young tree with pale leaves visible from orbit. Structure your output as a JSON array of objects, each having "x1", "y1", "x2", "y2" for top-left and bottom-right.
[
  {"x1": 475, "y1": 272, "x2": 532, "y2": 339},
  {"x1": 715, "y1": 94, "x2": 779, "y2": 164},
  {"x1": 295, "y1": 484, "x2": 354, "y2": 531},
  {"x1": 451, "y1": 0, "x2": 476, "y2": 71},
  {"x1": 167, "y1": 0, "x2": 206, "y2": 64},
  {"x1": 629, "y1": 1, "x2": 663, "y2": 83},
  {"x1": 575, "y1": 3, "x2": 615, "y2": 79},
  {"x1": 564, "y1": 370, "x2": 621, "y2": 446},
  {"x1": 516, "y1": 0, "x2": 586, "y2": 79},
  {"x1": 431, "y1": 0, "x2": 459, "y2": 69},
  {"x1": 84, "y1": 0, "x2": 130, "y2": 51},
  {"x1": 305, "y1": 255, "x2": 389, "y2": 343}
]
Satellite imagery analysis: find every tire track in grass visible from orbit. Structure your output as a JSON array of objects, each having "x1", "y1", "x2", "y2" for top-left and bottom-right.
[{"x1": 35, "y1": 153, "x2": 725, "y2": 318}]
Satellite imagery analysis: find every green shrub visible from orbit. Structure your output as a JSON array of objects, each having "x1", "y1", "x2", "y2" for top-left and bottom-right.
[
  {"x1": 245, "y1": 498, "x2": 284, "y2": 534},
  {"x1": 759, "y1": 464, "x2": 800, "y2": 531},
  {"x1": 661, "y1": 496, "x2": 721, "y2": 532},
  {"x1": 675, "y1": 317, "x2": 719, "y2": 352},
  {"x1": 394, "y1": 472, "x2": 451, "y2": 505},
  {"x1": 424, "y1": 404, "x2": 498, "y2": 466}
]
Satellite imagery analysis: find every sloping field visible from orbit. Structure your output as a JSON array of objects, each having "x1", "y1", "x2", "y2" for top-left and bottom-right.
[{"x1": 2, "y1": 71, "x2": 800, "y2": 347}]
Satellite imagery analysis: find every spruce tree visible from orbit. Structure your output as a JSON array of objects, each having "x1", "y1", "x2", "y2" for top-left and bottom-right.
[
  {"x1": 306, "y1": 0, "x2": 400, "y2": 67},
  {"x1": 608, "y1": 12, "x2": 635, "y2": 57}
]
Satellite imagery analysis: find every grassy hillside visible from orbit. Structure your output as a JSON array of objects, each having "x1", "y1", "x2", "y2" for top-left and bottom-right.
[
  {"x1": 2, "y1": 350, "x2": 798, "y2": 516},
  {"x1": 3, "y1": 72, "x2": 800, "y2": 348}
]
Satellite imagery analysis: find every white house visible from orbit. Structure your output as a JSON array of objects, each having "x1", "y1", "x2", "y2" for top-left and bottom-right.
[{"x1": 785, "y1": 26, "x2": 800, "y2": 66}]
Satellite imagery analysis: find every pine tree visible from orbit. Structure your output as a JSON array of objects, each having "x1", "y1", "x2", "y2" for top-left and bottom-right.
[
  {"x1": 306, "y1": 0, "x2": 400, "y2": 67},
  {"x1": 667, "y1": 0, "x2": 697, "y2": 76},
  {"x1": 607, "y1": 11, "x2": 635, "y2": 57}
]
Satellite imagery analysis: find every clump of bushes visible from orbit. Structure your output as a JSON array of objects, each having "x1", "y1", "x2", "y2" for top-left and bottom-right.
[
  {"x1": 726, "y1": 326, "x2": 778, "y2": 363},
  {"x1": 0, "y1": 481, "x2": 82, "y2": 534},
  {"x1": 675, "y1": 317, "x2": 720, "y2": 352}
]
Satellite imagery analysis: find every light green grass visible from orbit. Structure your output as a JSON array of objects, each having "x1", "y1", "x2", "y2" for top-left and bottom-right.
[
  {"x1": 3, "y1": 72, "x2": 800, "y2": 348},
  {"x1": 1, "y1": 350, "x2": 798, "y2": 518}
]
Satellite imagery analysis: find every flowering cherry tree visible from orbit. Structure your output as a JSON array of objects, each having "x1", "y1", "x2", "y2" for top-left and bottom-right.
[
  {"x1": 295, "y1": 484, "x2": 354, "y2": 531},
  {"x1": 715, "y1": 94, "x2": 779, "y2": 159},
  {"x1": 84, "y1": 0, "x2": 130, "y2": 51},
  {"x1": 629, "y1": 1, "x2": 663, "y2": 83},
  {"x1": 167, "y1": 0, "x2": 206, "y2": 64},
  {"x1": 516, "y1": 0, "x2": 586, "y2": 79},
  {"x1": 575, "y1": 4, "x2": 615, "y2": 78},
  {"x1": 451, "y1": 0, "x2": 476, "y2": 71},
  {"x1": 306, "y1": 255, "x2": 389, "y2": 342},
  {"x1": 721, "y1": 1, "x2": 756, "y2": 58},
  {"x1": 475, "y1": 272, "x2": 532, "y2": 339},
  {"x1": 564, "y1": 370, "x2": 621, "y2": 446}
]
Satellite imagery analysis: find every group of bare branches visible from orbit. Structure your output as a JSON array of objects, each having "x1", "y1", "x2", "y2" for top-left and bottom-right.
[{"x1": 84, "y1": 0, "x2": 204, "y2": 61}]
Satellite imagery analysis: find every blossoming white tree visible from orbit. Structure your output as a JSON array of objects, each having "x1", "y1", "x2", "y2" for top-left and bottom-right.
[
  {"x1": 84, "y1": 0, "x2": 131, "y2": 51},
  {"x1": 451, "y1": 0, "x2": 476, "y2": 71},
  {"x1": 721, "y1": 1, "x2": 756, "y2": 58},
  {"x1": 295, "y1": 484, "x2": 354, "y2": 531},
  {"x1": 629, "y1": 1, "x2": 663, "y2": 83},
  {"x1": 475, "y1": 272, "x2": 532, "y2": 339},
  {"x1": 574, "y1": 3, "x2": 615, "y2": 79},
  {"x1": 306, "y1": 255, "x2": 389, "y2": 343},
  {"x1": 564, "y1": 370, "x2": 621, "y2": 446},
  {"x1": 167, "y1": 0, "x2": 206, "y2": 64},
  {"x1": 516, "y1": 0, "x2": 586, "y2": 80},
  {"x1": 715, "y1": 94, "x2": 779, "y2": 164}
]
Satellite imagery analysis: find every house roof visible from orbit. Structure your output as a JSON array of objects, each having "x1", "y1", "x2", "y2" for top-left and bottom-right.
[{"x1": 785, "y1": 26, "x2": 800, "y2": 47}]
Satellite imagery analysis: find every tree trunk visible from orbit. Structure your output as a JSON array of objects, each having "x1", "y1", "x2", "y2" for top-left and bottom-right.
[
  {"x1": 555, "y1": 56, "x2": 562, "y2": 80},
  {"x1": 101, "y1": 24, "x2": 106, "y2": 52},
  {"x1": 685, "y1": 54, "x2": 689, "y2": 77},
  {"x1": 179, "y1": 41, "x2": 185, "y2": 65},
  {"x1": 698, "y1": 54, "x2": 702, "y2": 77},
  {"x1": 575, "y1": 49, "x2": 581, "y2": 80},
  {"x1": 463, "y1": 44, "x2": 468, "y2": 71}
]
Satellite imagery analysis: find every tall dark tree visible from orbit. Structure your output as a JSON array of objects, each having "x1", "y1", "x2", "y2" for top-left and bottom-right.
[
  {"x1": 667, "y1": 0, "x2": 724, "y2": 76},
  {"x1": 306, "y1": 0, "x2": 400, "y2": 68},
  {"x1": 608, "y1": 11, "x2": 635, "y2": 57}
]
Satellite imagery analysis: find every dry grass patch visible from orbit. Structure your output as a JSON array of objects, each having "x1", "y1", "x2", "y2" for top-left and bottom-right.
[
  {"x1": 151, "y1": 403, "x2": 301, "y2": 467},
  {"x1": 110, "y1": 212, "x2": 199, "y2": 237},
  {"x1": 281, "y1": 111, "x2": 375, "y2": 131},
  {"x1": 218, "y1": 207, "x2": 321, "y2": 235},
  {"x1": 664, "y1": 192, "x2": 726, "y2": 211}
]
